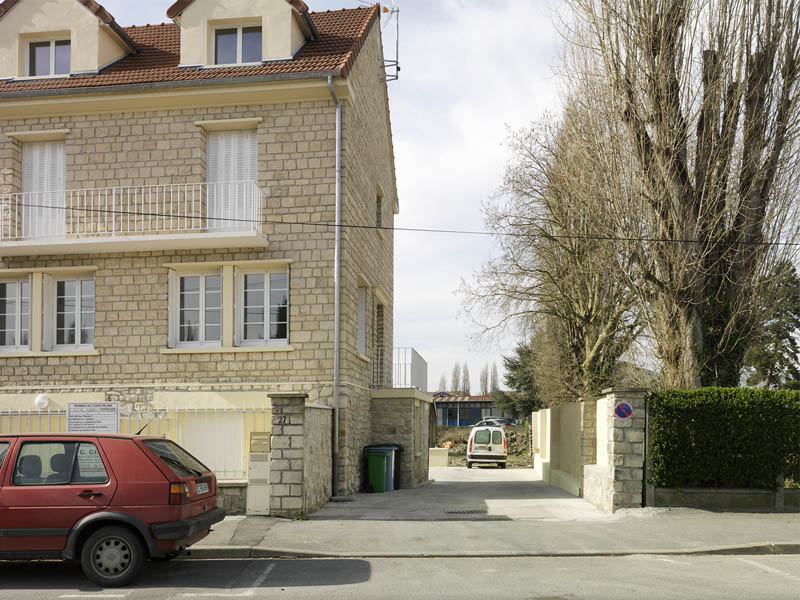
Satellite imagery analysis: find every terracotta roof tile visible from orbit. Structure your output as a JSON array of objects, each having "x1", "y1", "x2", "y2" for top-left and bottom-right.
[
  {"x1": 0, "y1": 0, "x2": 137, "y2": 51},
  {"x1": 0, "y1": 5, "x2": 378, "y2": 95}
]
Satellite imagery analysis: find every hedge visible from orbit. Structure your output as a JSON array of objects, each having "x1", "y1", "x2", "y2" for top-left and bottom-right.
[{"x1": 647, "y1": 388, "x2": 800, "y2": 490}]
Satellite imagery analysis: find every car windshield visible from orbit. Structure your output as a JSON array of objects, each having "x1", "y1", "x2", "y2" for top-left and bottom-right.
[
  {"x1": 0, "y1": 441, "x2": 8, "y2": 467},
  {"x1": 143, "y1": 439, "x2": 209, "y2": 477},
  {"x1": 474, "y1": 430, "x2": 490, "y2": 444}
]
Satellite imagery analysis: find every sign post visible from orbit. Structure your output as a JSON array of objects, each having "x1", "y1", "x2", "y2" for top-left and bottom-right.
[{"x1": 67, "y1": 402, "x2": 120, "y2": 433}]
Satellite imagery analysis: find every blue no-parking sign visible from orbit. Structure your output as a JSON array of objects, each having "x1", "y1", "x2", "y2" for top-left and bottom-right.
[{"x1": 614, "y1": 401, "x2": 633, "y2": 420}]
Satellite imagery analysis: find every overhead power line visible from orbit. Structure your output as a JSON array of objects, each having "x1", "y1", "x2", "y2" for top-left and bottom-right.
[{"x1": 6, "y1": 200, "x2": 800, "y2": 248}]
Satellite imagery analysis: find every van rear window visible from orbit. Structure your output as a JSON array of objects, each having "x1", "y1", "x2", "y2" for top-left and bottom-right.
[
  {"x1": 474, "y1": 430, "x2": 490, "y2": 444},
  {"x1": 0, "y1": 442, "x2": 9, "y2": 467},
  {"x1": 144, "y1": 440, "x2": 209, "y2": 477},
  {"x1": 492, "y1": 431, "x2": 503, "y2": 445}
]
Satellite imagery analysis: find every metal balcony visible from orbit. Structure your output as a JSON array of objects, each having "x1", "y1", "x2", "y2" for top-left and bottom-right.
[{"x1": 0, "y1": 181, "x2": 268, "y2": 256}]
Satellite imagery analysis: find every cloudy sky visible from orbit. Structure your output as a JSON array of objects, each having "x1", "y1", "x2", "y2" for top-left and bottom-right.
[{"x1": 102, "y1": 0, "x2": 564, "y2": 392}]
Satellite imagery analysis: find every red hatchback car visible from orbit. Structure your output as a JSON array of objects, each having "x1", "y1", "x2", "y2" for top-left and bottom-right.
[{"x1": 0, "y1": 433, "x2": 225, "y2": 586}]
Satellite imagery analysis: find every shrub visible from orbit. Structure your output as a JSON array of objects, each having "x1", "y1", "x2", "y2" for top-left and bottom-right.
[{"x1": 647, "y1": 388, "x2": 800, "y2": 489}]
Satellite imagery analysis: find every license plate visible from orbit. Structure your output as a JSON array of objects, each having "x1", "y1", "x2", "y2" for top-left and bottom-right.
[{"x1": 196, "y1": 482, "x2": 209, "y2": 494}]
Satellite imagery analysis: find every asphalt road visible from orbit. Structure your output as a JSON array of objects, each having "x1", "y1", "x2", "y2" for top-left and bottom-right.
[{"x1": 0, "y1": 555, "x2": 798, "y2": 599}]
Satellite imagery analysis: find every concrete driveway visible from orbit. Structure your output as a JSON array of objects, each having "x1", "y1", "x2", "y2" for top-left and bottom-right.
[{"x1": 309, "y1": 466, "x2": 606, "y2": 521}]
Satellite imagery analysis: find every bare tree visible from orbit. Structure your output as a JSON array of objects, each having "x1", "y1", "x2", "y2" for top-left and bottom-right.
[
  {"x1": 565, "y1": 0, "x2": 800, "y2": 387},
  {"x1": 450, "y1": 363, "x2": 461, "y2": 396},
  {"x1": 479, "y1": 364, "x2": 489, "y2": 396},
  {"x1": 461, "y1": 363, "x2": 471, "y2": 396},
  {"x1": 437, "y1": 373, "x2": 447, "y2": 393},
  {"x1": 490, "y1": 362, "x2": 500, "y2": 392},
  {"x1": 463, "y1": 106, "x2": 641, "y2": 400}
]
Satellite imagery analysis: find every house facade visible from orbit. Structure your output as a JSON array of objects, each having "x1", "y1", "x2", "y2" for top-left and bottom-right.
[{"x1": 0, "y1": 0, "x2": 401, "y2": 502}]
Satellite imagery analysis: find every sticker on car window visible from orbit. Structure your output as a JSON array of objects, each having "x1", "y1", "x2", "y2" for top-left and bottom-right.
[{"x1": 74, "y1": 443, "x2": 109, "y2": 483}]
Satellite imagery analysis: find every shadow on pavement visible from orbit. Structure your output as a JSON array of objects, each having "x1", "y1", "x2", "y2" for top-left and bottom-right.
[
  {"x1": 308, "y1": 471, "x2": 603, "y2": 521},
  {"x1": 0, "y1": 558, "x2": 372, "y2": 591}
]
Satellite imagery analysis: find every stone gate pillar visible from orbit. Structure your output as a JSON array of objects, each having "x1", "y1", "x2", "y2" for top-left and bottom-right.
[
  {"x1": 584, "y1": 388, "x2": 646, "y2": 513},
  {"x1": 269, "y1": 393, "x2": 307, "y2": 517}
]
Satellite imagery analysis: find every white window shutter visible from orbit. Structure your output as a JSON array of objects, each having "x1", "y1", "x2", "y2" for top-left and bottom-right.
[
  {"x1": 233, "y1": 266, "x2": 242, "y2": 346},
  {"x1": 167, "y1": 269, "x2": 177, "y2": 348},
  {"x1": 243, "y1": 130, "x2": 257, "y2": 223},
  {"x1": 41, "y1": 273, "x2": 55, "y2": 351},
  {"x1": 22, "y1": 141, "x2": 65, "y2": 237},
  {"x1": 207, "y1": 130, "x2": 256, "y2": 229},
  {"x1": 49, "y1": 141, "x2": 66, "y2": 236}
]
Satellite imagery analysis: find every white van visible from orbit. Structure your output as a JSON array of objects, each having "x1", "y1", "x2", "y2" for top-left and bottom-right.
[{"x1": 466, "y1": 426, "x2": 507, "y2": 469}]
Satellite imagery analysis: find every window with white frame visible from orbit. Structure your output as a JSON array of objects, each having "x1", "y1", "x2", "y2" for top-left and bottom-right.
[
  {"x1": 178, "y1": 273, "x2": 222, "y2": 346},
  {"x1": 27, "y1": 39, "x2": 70, "y2": 76},
  {"x1": 0, "y1": 280, "x2": 31, "y2": 351},
  {"x1": 214, "y1": 26, "x2": 261, "y2": 65},
  {"x1": 53, "y1": 277, "x2": 94, "y2": 348},
  {"x1": 238, "y1": 269, "x2": 289, "y2": 345}
]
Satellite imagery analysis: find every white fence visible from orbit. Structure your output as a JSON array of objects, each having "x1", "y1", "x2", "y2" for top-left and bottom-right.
[
  {"x1": 0, "y1": 407, "x2": 271, "y2": 480},
  {"x1": 1, "y1": 181, "x2": 263, "y2": 240}
]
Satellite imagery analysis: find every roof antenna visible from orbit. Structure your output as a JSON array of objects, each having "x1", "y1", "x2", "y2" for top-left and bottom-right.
[{"x1": 360, "y1": 1, "x2": 400, "y2": 81}]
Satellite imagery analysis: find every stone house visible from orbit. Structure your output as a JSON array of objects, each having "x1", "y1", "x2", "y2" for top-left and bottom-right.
[{"x1": 0, "y1": 0, "x2": 430, "y2": 514}]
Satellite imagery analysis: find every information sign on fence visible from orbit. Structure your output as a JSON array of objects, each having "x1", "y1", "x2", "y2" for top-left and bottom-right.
[{"x1": 67, "y1": 402, "x2": 120, "y2": 433}]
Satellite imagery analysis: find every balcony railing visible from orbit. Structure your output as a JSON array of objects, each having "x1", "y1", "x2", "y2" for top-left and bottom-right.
[{"x1": 0, "y1": 181, "x2": 267, "y2": 255}]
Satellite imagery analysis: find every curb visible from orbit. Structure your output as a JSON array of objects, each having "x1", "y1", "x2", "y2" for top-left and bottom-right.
[{"x1": 183, "y1": 542, "x2": 800, "y2": 560}]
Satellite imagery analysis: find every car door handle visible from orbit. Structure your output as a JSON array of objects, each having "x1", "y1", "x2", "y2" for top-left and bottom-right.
[{"x1": 77, "y1": 491, "x2": 103, "y2": 498}]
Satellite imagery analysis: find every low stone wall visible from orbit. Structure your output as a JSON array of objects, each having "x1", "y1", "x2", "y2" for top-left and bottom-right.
[
  {"x1": 370, "y1": 388, "x2": 433, "y2": 489},
  {"x1": 303, "y1": 404, "x2": 333, "y2": 514},
  {"x1": 217, "y1": 480, "x2": 247, "y2": 515},
  {"x1": 583, "y1": 465, "x2": 613, "y2": 513},
  {"x1": 787, "y1": 489, "x2": 800, "y2": 511},
  {"x1": 655, "y1": 487, "x2": 800, "y2": 512}
]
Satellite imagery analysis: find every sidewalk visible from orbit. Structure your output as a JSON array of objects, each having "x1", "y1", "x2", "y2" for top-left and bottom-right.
[
  {"x1": 190, "y1": 468, "x2": 800, "y2": 559},
  {"x1": 190, "y1": 510, "x2": 799, "y2": 559}
]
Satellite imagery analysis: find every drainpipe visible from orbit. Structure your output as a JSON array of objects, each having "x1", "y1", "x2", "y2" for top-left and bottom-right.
[{"x1": 327, "y1": 75, "x2": 342, "y2": 498}]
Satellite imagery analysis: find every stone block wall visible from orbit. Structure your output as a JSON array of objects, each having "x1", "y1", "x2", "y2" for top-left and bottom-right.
[
  {"x1": 583, "y1": 388, "x2": 646, "y2": 513},
  {"x1": 217, "y1": 481, "x2": 247, "y2": 515},
  {"x1": 370, "y1": 388, "x2": 432, "y2": 490},
  {"x1": 269, "y1": 393, "x2": 334, "y2": 517},
  {"x1": 338, "y1": 21, "x2": 395, "y2": 390},
  {"x1": 269, "y1": 394, "x2": 307, "y2": 517},
  {"x1": 337, "y1": 386, "x2": 372, "y2": 495},
  {"x1": 303, "y1": 404, "x2": 333, "y2": 513}
]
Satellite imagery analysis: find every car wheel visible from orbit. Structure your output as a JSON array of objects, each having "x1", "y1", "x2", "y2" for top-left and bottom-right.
[
  {"x1": 499, "y1": 463, "x2": 506, "y2": 469},
  {"x1": 466, "y1": 461, "x2": 472, "y2": 469},
  {"x1": 80, "y1": 525, "x2": 147, "y2": 587}
]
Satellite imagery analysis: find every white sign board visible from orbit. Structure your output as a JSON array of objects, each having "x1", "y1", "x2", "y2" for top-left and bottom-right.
[{"x1": 67, "y1": 402, "x2": 120, "y2": 433}]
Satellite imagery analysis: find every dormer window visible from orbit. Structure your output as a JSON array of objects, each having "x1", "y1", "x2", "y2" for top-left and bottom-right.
[
  {"x1": 27, "y1": 39, "x2": 70, "y2": 76},
  {"x1": 214, "y1": 26, "x2": 262, "y2": 65}
]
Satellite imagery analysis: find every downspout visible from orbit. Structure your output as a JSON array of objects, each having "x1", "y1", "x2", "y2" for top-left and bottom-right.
[{"x1": 327, "y1": 75, "x2": 342, "y2": 498}]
